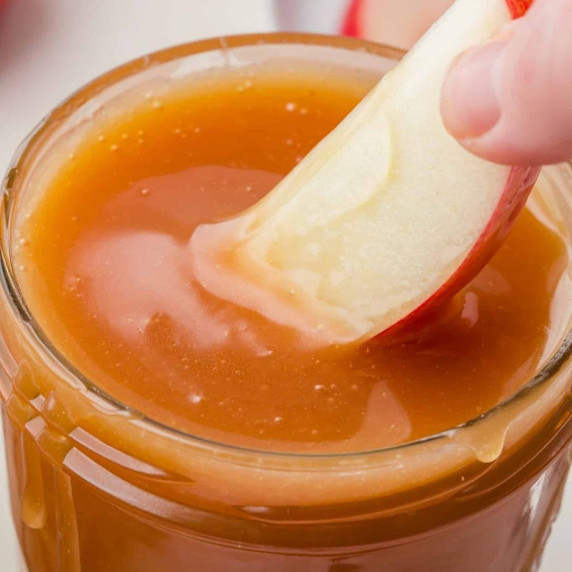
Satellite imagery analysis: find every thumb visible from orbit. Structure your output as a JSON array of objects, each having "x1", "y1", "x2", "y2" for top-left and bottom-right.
[{"x1": 441, "y1": 0, "x2": 572, "y2": 166}]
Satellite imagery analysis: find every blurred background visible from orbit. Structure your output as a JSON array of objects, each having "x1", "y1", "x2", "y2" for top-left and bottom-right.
[{"x1": 0, "y1": 1, "x2": 570, "y2": 570}]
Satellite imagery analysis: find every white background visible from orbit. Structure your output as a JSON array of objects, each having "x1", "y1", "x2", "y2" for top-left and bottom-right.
[{"x1": 0, "y1": 1, "x2": 570, "y2": 570}]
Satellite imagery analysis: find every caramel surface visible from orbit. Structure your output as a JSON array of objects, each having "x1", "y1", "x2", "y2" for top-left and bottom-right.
[{"x1": 15, "y1": 68, "x2": 568, "y2": 453}]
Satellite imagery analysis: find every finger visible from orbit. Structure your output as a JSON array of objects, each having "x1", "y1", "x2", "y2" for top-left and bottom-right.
[{"x1": 441, "y1": 0, "x2": 572, "y2": 165}]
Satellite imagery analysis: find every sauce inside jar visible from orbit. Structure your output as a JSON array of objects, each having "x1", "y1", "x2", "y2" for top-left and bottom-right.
[{"x1": 14, "y1": 64, "x2": 569, "y2": 454}]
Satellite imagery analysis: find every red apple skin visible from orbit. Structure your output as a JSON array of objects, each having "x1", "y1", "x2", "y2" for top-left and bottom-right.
[
  {"x1": 382, "y1": 166, "x2": 541, "y2": 341},
  {"x1": 506, "y1": 0, "x2": 534, "y2": 19}
]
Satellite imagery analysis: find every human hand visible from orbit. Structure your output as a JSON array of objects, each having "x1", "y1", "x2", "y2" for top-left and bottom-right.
[{"x1": 441, "y1": 0, "x2": 572, "y2": 165}]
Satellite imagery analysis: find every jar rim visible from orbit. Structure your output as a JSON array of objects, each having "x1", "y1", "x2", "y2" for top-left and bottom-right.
[{"x1": 1, "y1": 32, "x2": 571, "y2": 461}]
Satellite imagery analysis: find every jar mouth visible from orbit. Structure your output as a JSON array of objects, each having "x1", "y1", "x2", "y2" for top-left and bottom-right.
[{"x1": 1, "y1": 32, "x2": 571, "y2": 461}]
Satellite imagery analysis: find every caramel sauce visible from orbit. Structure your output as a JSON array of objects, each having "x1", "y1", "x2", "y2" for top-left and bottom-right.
[{"x1": 14, "y1": 68, "x2": 569, "y2": 454}]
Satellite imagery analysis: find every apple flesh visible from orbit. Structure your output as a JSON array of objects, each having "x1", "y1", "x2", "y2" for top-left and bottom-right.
[{"x1": 191, "y1": 0, "x2": 539, "y2": 345}]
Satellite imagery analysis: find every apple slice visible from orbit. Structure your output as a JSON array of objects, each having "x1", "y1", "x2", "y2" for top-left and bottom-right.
[{"x1": 190, "y1": 0, "x2": 539, "y2": 345}]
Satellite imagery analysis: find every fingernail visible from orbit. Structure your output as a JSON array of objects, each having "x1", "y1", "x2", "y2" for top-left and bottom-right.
[{"x1": 441, "y1": 41, "x2": 507, "y2": 140}]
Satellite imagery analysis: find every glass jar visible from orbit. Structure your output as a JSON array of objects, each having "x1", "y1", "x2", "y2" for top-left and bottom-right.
[{"x1": 0, "y1": 34, "x2": 570, "y2": 572}]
